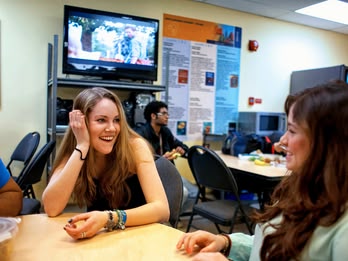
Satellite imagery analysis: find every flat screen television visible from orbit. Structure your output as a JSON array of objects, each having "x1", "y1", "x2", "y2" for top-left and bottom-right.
[{"x1": 63, "y1": 5, "x2": 159, "y2": 82}]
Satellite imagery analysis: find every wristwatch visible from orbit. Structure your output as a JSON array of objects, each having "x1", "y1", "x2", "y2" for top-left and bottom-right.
[{"x1": 105, "y1": 210, "x2": 116, "y2": 232}]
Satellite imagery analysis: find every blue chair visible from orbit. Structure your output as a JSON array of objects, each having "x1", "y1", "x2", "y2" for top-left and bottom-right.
[
  {"x1": 20, "y1": 198, "x2": 41, "y2": 215},
  {"x1": 16, "y1": 141, "x2": 56, "y2": 199},
  {"x1": 6, "y1": 132, "x2": 40, "y2": 177}
]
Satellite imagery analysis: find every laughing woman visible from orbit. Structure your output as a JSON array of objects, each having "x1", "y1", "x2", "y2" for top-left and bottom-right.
[{"x1": 42, "y1": 87, "x2": 169, "y2": 240}]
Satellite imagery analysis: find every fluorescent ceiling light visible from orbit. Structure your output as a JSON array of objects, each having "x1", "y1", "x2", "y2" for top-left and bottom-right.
[{"x1": 296, "y1": 0, "x2": 348, "y2": 25}]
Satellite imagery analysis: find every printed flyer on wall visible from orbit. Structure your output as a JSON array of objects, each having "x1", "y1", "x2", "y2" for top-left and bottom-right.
[{"x1": 162, "y1": 14, "x2": 242, "y2": 141}]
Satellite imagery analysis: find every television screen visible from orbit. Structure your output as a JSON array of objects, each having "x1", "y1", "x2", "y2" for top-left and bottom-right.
[{"x1": 63, "y1": 5, "x2": 159, "y2": 82}]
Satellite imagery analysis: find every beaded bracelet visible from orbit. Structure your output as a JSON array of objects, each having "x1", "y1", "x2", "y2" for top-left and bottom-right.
[
  {"x1": 114, "y1": 209, "x2": 127, "y2": 230},
  {"x1": 104, "y1": 210, "x2": 116, "y2": 232},
  {"x1": 75, "y1": 148, "x2": 87, "y2": 160},
  {"x1": 104, "y1": 209, "x2": 127, "y2": 231}
]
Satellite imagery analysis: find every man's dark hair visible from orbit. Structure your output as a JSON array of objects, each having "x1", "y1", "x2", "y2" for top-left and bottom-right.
[{"x1": 144, "y1": 101, "x2": 168, "y2": 122}]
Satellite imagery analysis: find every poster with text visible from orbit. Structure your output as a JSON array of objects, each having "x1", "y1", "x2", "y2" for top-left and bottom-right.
[{"x1": 162, "y1": 14, "x2": 241, "y2": 141}]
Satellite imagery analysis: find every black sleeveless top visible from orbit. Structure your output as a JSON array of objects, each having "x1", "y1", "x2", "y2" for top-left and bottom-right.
[{"x1": 87, "y1": 174, "x2": 146, "y2": 211}]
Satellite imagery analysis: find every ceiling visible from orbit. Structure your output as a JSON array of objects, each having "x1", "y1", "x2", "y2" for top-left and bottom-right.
[{"x1": 192, "y1": 0, "x2": 348, "y2": 35}]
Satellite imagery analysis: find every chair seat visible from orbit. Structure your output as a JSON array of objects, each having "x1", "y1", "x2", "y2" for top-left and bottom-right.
[
  {"x1": 20, "y1": 198, "x2": 41, "y2": 215},
  {"x1": 193, "y1": 200, "x2": 240, "y2": 225}
]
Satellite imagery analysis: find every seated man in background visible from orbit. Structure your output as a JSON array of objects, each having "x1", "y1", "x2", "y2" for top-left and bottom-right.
[
  {"x1": 134, "y1": 101, "x2": 198, "y2": 214},
  {"x1": 0, "y1": 158, "x2": 22, "y2": 216}
]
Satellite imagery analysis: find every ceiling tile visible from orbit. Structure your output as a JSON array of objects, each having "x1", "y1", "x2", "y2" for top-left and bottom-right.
[
  {"x1": 279, "y1": 12, "x2": 346, "y2": 30},
  {"x1": 192, "y1": 0, "x2": 348, "y2": 35}
]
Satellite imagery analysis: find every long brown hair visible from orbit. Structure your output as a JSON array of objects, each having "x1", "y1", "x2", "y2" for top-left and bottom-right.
[
  {"x1": 51, "y1": 87, "x2": 144, "y2": 208},
  {"x1": 254, "y1": 81, "x2": 348, "y2": 260}
]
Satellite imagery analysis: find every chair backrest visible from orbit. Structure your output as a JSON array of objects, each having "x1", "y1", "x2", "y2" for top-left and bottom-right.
[
  {"x1": 154, "y1": 155, "x2": 183, "y2": 228},
  {"x1": 16, "y1": 141, "x2": 56, "y2": 189},
  {"x1": 20, "y1": 198, "x2": 41, "y2": 215},
  {"x1": 187, "y1": 145, "x2": 240, "y2": 201},
  {"x1": 6, "y1": 132, "x2": 40, "y2": 176}
]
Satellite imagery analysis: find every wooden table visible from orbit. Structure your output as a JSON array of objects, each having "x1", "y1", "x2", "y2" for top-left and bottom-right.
[
  {"x1": 10, "y1": 213, "x2": 192, "y2": 261},
  {"x1": 215, "y1": 151, "x2": 289, "y2": 208}
]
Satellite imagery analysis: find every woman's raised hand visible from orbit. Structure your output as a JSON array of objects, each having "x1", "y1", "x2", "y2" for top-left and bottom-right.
[{"x1": 69, "y1": 110, "x2": 90, "y2": 149}]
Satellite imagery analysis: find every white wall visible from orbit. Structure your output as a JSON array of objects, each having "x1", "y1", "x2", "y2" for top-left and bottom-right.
[{"x1": 0, "y1": 0, "x2": 348, "y2": 164}]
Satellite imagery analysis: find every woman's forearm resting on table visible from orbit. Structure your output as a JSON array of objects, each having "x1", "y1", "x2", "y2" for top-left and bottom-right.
[
  {"x1": 42, "y1": 152, "x2": 85, "y2": 216},
  {"x1": 121, "y1": 201, "x2": 169, "y2": 227}
]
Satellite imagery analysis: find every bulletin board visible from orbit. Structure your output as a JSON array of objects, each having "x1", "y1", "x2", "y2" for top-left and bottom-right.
[
  {"x1": 162, "y1": 14, "x2": 242, "y2": 141},
  {"x1": 0, "y1": 20, "x2": 2, "y2": 109}
]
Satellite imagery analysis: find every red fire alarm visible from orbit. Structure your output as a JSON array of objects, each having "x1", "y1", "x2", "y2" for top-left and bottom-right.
[
  {"x1": 248, "y1": 97, "x2": 255, "y2": 105},
  {"x1": 248, "y1": 40, "x2": 259, "y2": 52}
]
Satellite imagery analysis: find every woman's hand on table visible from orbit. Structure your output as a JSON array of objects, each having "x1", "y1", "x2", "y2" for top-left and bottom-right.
[
  {"x1": 176, "y1": 230, "x2": 228, "y2": 260},
  {"x1": 64, "y1": 211, "x2": 107, "y2": 240}
]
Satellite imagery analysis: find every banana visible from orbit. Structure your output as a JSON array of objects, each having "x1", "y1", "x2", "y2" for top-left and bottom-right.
[
  {"x1": 254, "y1": 159, "x2": 270, "y2": 166},
  {"x1": 172, "y1": 152, "x2": 181, "y2": 158},
  {"x1": 164, "y1": 150, "x2": 181, "y2": 159}
]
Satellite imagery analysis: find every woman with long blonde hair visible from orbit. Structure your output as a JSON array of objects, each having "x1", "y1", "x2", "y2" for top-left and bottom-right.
[{"x1": 43, "y1": 87, "x2": 169, "y2": 240}]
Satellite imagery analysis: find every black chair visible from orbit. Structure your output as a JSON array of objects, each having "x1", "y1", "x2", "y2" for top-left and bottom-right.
[
  {"x1": 154, "y1": 155, "x2": 183, "y2": 228},
  {"x1": 186, "y1": 145, "x2": 253, "y2": 234},
  {"x1": 6, "y1": 131, "x2": 40, "y2": 176},
  {"x1": 16, "y1": 140, "x2": 56, "y2": 199}
]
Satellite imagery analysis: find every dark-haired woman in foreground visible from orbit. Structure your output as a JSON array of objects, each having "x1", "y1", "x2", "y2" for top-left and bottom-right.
[{"x1": 177, "y1": 81, "x2": 348, "y2": 261}]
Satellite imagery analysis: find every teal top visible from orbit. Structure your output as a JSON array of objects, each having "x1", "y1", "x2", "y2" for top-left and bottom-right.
[{"x1": 228, "y1": 209, "x2": 348, "y2": 261}]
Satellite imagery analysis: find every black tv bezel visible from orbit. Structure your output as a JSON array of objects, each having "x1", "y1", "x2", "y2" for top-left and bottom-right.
[{"x1": 62, "y1": 5, "x2": 159, "y2": 82}]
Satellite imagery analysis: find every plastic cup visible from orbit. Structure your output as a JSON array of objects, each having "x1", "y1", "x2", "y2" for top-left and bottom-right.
[{"x1": 0, "y1": 217, "x2": 20, "y2": 260}]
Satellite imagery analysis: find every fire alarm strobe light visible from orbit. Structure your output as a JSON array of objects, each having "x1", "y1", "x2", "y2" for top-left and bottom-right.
[{"x1": 248, "y1": 40, "x2": 259, "y2": 51}]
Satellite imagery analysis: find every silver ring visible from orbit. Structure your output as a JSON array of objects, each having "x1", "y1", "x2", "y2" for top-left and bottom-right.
[{"x1": 81, "y1": 232, "x2": 86, "y2": 239}]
